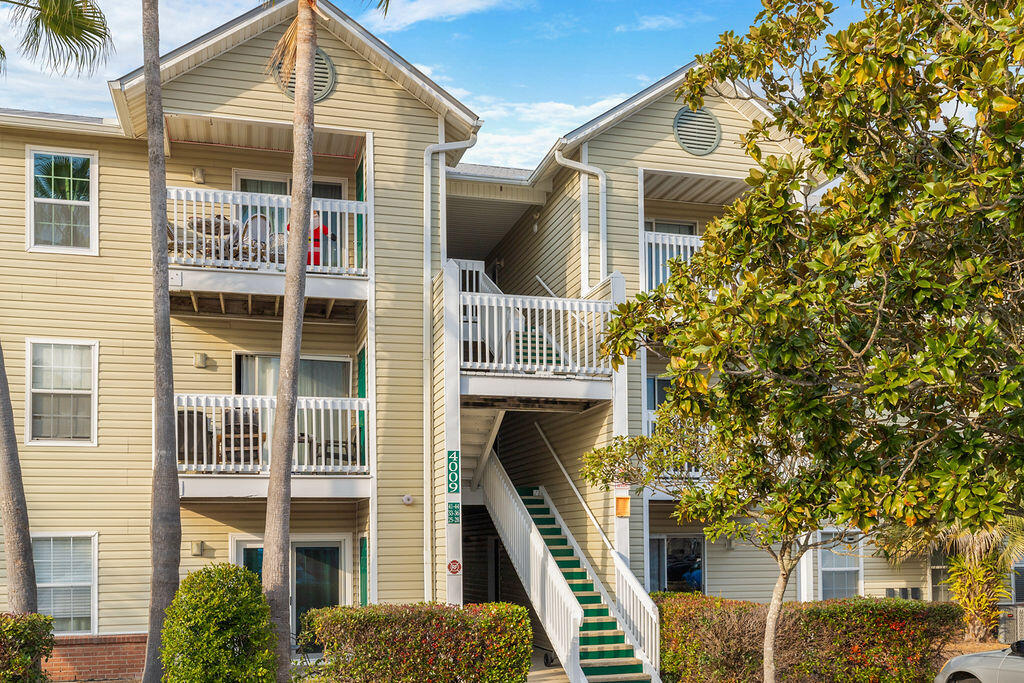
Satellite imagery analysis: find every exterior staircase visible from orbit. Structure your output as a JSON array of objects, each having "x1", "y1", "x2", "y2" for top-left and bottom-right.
[{"x1": 517, "y1": 485, "x2": 651, "y2": 682}]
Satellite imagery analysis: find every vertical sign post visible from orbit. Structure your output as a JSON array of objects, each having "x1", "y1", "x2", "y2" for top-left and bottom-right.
[{"x1": 446, "y1": 449, "x2": 462, "y2": 602}]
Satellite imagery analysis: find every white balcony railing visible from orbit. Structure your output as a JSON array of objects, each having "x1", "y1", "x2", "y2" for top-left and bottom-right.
[
  {"x1": 644, "y1": 232, "x2": 702, "y2": 290},
  {"x1": 460, "y1": 292, "x2": 614, "y2": 377},
  {"x1": 167, "y1": 187, "x2": 368, "y2": 277},
  {"x1": 174, "y1": 394, "x2": 369, "y2": 475}
]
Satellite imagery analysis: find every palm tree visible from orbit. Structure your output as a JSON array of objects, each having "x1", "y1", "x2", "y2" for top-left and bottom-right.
[
  {"x1": 263, "y1": 2, "x2": 318, "y2": 677},
  {"x1": 880, "y1": 519, "x2": 1024, "y2": 641},
  {"x1": 0, "y1": 0, "x2": 112, "y2": 618},
  {"x1": 139, "y1": 0, "x2": 180, "y2": 680},
  {"x1": 0, "y1": 0, "x2": 112, "y2": 74}
]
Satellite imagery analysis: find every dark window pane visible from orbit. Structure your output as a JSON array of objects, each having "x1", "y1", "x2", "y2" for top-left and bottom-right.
[
  {"x1": 243, "y1": 547, "x2": 264, "y2": 579},
  {"x1": 665, "y1": 537, "x2": 702, "y2": 592},
  {"x1": 295, "y1": 546, "x2": 340, "y2": 638}
]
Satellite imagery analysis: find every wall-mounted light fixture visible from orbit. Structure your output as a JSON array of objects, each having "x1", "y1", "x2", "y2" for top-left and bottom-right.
[
  {"x1": 190, "y1": 540, "x2": 205, "y2": 557},
  {"x1": 193, "y1": 352, "x2": 208, "y2": 369},
  {"x1": 402, "y1": 494, "x2": 414, "y2": 506},
  {"x1": 192, "y1": 167, "x2": 206, "y2": 184}
]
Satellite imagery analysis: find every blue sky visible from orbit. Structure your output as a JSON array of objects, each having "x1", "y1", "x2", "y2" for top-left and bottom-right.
[{"x1": 0, "y1": 0, "x2": 848, "y2": 168}]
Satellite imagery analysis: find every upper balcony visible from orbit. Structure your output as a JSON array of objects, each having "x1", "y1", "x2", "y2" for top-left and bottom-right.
[
  {"x1": 643, "y1": 231, "x2": 702, "y2": 290},
  {"x1": 446, "y1": 260, "x2": 619, "y2": 407},
  {"x1": 167, "y1": 186, "x2": 369, "y2": 304}
]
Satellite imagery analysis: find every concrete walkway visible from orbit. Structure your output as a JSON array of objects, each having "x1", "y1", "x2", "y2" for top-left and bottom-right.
[{"x1": 528, "y1": 648, "x2": 569, "y2": 682}]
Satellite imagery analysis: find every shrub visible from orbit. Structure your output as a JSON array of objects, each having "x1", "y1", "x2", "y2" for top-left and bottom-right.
[
  {"x1": 0, "y1": 612, "x2": 53, "y2": 683},
  {"x1": 161, "y1": 563, "x2": 276, "y2": 683},
  {"x1": 654, "y1": 593, "x2": 963, "y2": 683},
  {"x1": 304, "y1": 602, "x2": 532, "y2": 683}
]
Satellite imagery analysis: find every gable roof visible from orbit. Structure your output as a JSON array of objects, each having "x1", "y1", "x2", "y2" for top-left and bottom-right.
[{"x1": 107, "y1": 0, "x2": 480, "y2": 140}]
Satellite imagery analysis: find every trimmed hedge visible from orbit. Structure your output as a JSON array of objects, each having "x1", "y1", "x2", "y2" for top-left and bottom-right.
[
  {"x1": 161, "y1": 563, "x2": 276, "y2": 683},
  {"x1": 655, "y1": 593, "x2": 963, "y2": 683},
  {"x1": 0, "y1": 612, "x2": 53, "y2": 682},
  {"x1": 304, "y1": 602, "x2": 532, "y2": 683}
]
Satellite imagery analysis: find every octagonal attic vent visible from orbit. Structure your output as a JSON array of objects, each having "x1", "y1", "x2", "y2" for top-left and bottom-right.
[
  {"x1": 276, "y1": 48, "x2": 336, "y2": 103},
  {"x1": 673, "y1": 107, "x2": 721, "y2": 156}
]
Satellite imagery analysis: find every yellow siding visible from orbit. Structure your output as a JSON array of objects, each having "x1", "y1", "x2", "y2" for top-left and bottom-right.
[
  {"x1": 0, "y1": 14, "x2": 443, "y2": 624},
  {"x1": 488, "y1": 167, "x2": 580, "y2": 298},
  {"x1": 430, "y1": 271, "x2": 447, "y2": 602}
]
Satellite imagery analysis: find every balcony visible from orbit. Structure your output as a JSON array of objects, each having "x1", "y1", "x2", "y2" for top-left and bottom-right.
[
  {"x1": 447, "y1": 260, "x2": 618, "y2": 405},
  {"x1": 644, "y1": 408, "x2": 702, "y2": 485},
  {"x1": 174, "y1": 393, "x2": 370, "y2": 498},
  {"x1": 166, "y1": 187, "x2": 369, "y2": 303},
  {"x1": 643, "y1": 232, "x2": 702, "y2": 290}
]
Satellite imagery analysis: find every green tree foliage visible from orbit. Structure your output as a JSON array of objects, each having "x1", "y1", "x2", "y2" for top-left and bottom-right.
[
  {"x1": 0, "y1": 0, "x2": 112, "y2": 75},
  {"x1": 585, "y1": 0, "x2": 1024, "y2": 678},
  {"x1": 160, "y1": 564, "x2": 276, "y2": 683}
]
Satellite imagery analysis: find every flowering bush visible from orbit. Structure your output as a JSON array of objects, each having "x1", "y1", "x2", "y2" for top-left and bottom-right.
[
  {"x1": 304, "y1": 602, "x2": 531, "y2": 682},
  {"x1": 0, "y1": 612, "x2": 53, "y2": 682},
  {"x1": 655, "y1": 593, "x2": 963, "y2": 682}
]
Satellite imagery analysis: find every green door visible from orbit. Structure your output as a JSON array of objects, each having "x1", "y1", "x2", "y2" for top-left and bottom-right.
[{"x1": 359, "y1": 536, "x2": 369, "y2": 606}]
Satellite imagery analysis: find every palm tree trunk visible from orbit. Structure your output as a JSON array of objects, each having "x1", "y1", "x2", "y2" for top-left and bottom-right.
[
  {"x1": 141, "y1": 0, "x2": 181, "y2": 680},
  {"x1": 0, "y1": 342, "x2": 37, "y2": 614},
  {"x1": 264, "y1": 2, "x2": 316, "y2": 678}
]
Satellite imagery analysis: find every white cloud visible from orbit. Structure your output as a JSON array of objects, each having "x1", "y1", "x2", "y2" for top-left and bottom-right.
[
  {"x1": 614, "y1": 13, "x2": 713, "y2": 32},
  {"x1": 461, "y1": 93, "x2": 629, "y2": 168},
  {"x1": 359, "y1": 0, "x2": 519, "y2": 33}
]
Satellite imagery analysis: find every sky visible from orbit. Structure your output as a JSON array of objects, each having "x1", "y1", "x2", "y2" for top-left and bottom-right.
[{"x1": 0, "y1": 0, "x2": 851, "y2": 168}]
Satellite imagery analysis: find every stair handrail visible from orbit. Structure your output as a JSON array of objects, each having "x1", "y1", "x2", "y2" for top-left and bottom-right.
[
  {"x1": 480, "y1": 457, "x2": 587, "y2": 683},
  {"x1": 535, "y1": 422, "x2": 662, "y2": 676}
]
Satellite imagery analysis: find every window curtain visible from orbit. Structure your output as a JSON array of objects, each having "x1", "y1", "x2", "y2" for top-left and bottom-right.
[{"x1": 238, "y1": 355, "x2": 350, "y2": 397}]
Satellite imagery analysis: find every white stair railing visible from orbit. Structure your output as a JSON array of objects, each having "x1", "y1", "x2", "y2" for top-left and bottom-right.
[
  {"x1": 173, "y1": 394, "x2": 370, "y2": 475},
  {"x1": 644, "y1": 232, "x2": 702, "y2": 290},
  {"x1": 167, "y1": 186, "x2": 368, "y2": 276},
  {"x1": 535, "y1": 424, "x2": 662, "y2": 678},
  {"x1": 480, "y1": 458, "x2": 587, "y2": 683}
]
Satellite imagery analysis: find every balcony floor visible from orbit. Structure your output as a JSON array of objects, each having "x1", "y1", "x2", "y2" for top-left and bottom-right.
[
  {"x1": 179, "y1": 474, "x2": 372, "y2": 499},
  {"x1": 170, "y1": 290, "x2": 359, "y2": 320},
  {"x1": 460, "y1": 372, "x2": 611, "y2": 411},
  {"x1": 169, "y1": 265, "x2": 368, "y2": 303}
]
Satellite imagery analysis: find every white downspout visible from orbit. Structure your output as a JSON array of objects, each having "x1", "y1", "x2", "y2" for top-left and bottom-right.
[
  {"x1": 554, "y1": 147, "x2": 607, "y2": 290},
  {"x1": 422, "y1": 132, "x2": 477, "y2": 601}
]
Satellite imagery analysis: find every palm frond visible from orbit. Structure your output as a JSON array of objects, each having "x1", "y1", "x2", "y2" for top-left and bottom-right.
[
  {"x1": 266, "y1": 14, "x2": 299, "y2": 80},
  {"x1": 376, "y1": 0, "x2": 389, "y2": 14},
  {"x1": 4, "y1": 0, "x2": 113, "y2": 75}
]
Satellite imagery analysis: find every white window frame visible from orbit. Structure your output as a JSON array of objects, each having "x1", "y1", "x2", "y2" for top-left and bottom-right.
[
  {"x1": 230, "y1": 351, "x2": 353, "y2": 397},
  {"x1": 31, "y1": 531, "x2": 99, "y2": 636},
  {"x1": 229, "y1": 532, "x2": 353, "y2": 638},
  {"x1": 650, "y1": 533, "x2": 706, "y2": 593},
  {"x1": 231, "y1": 169, "x2": 349, "y2": 200},
  {"x1": 25, "y1": 145, "x2": 100, "y2": 256},
  {"x1": 25, "y1": 338, "x2": 99, "y2": 447},
  {"x1": 644, "y1": 218, "x2": 699, "y2": 236},
  {"x1": 817, "y1": 530, "x2": 864, "y2": 600}
]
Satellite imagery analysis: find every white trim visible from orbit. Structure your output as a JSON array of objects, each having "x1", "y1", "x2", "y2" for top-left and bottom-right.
[
  {"x1": 30, "y1": 531, "x2": 99, "y2": 636},
  {"x1": 230, "y1": 350, "x2": 354, "y2": 397},
  {"x1": 229, "y1": 532, "x2": 353, "y2": 637},
  {"x1": 24, "y1": 338, "x2": 99, "y2": 447},
  {"x1": 25, "y1": 145, "x2": 100, "y2": 256},
  {"x1": 363, "y1": 133, "x2": 378, "y2": 604},
  {"x1": 0, "y1": 111, "x2": 123, "y2": 137},
  {"x1": 816, "y1": 530, "x2": 864, "y2": 600},
  {"x1": 231, "y1": 168, "x2": 350, "y2": 200}
]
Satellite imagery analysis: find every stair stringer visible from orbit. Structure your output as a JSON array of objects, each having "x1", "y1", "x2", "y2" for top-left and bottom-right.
[{"x1": 536, "y1": 486, "x2": 663, "y2": 683}]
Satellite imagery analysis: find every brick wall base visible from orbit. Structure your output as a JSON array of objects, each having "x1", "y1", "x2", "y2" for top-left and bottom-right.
[{"x1": 43, "y1": 633, "x2": 146, "y2": 682}]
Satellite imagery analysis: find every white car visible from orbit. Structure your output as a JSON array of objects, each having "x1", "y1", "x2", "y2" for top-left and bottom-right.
[{"x1": 935, "y1": 641, "x2": 1024, "y2": 682}]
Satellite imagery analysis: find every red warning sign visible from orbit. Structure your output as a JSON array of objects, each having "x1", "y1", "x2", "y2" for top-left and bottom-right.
[{"x1": 447, "y1": 560, "x2": 462, "y2": 575}]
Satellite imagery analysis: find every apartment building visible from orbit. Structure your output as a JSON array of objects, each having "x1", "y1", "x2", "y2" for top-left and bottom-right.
[{"x1": 0, "y1": 2, "x2": 948, "y2": 681}]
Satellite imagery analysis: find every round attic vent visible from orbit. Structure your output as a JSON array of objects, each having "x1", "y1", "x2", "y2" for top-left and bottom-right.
[
  {"x1": 673, "y1": 107, "x2": 721, "y2": 156},
  {"x1": 275, "y1": 48, "x2": 337, "y2": 103}
]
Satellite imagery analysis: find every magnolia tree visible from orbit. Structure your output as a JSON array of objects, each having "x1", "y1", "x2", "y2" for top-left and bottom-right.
[{"x1": 585, "y1": 0, "x2": 1024, "y2": 679}]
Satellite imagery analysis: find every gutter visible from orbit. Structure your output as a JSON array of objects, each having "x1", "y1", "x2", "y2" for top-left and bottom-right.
[
  {"x1": 422, "y1": 133, "x2": 477, "y2": 601},
  {"x1": 554, "y1": 146, "x2": 607, "y2": 291}
]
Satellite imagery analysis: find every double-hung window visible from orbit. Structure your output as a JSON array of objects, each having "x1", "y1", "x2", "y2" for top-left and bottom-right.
[
  {"x1": 33, "y1": 534, "x2": 97, "y2": 634},
  {"x1": 818, "y1": 531, "x2": 861, "y2": 599},
  {"x1": 27, "y1": 340, "x2": 98, "y2": 445},
  {"x1": 27, "y1": 148, "x2": 98, "y2": 254}
]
